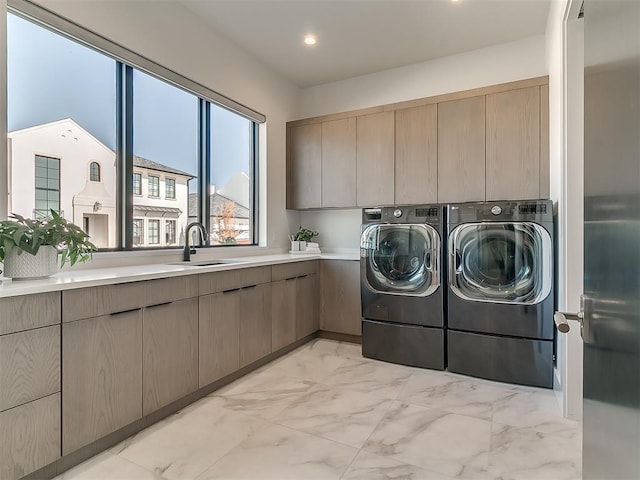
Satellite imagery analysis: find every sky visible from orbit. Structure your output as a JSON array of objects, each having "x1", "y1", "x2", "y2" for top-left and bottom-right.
[{"x1": 7, "y1": 13, "x2": 250, "y2": 190}]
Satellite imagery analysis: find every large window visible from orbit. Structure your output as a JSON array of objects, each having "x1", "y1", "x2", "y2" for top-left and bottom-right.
[
  {"x1": 7, "y1": 8, "x2": 261, "y2": 251},
  {"x1": 34, "y1": 155, "x2": 60, "y2": 218}
]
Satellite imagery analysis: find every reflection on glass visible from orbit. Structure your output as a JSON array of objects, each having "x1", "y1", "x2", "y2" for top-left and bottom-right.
[
  {"x1": 8, "y1": 13, "x2": 117, "y2": 248},
  {"x1": 133, "y1": 70, "x2": 198, "y2": 248},
  {"x1": 208, "y1": 104, "x2": 253, "y2": 245}
]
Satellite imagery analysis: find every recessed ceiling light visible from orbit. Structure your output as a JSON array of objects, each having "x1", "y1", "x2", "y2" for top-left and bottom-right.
[{"x1": 304, "y1": 34, "x2": 317, "y2": 46}]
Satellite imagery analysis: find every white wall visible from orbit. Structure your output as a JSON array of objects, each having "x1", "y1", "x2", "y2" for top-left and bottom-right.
[
  {"x1": 31, "y1": 0, "x2": 302, "y2": 263},
  {"x1": 298, "y1": 34, "x2": 548, "y2": 252},
  {"x1": 298, "y1": 34, "x2": 546, "y2": 119}
]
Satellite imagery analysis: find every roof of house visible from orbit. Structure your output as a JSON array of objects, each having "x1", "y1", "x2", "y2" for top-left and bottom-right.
[
  {"x1": 133, "y1": 156, "x2": 195, "y2": 179},
  {"x1": 188, "y1": 192, "x2": 250, "y2": 219}
]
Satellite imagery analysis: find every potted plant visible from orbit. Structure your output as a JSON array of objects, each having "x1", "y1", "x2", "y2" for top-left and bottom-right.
[
  {"x1": 0, "y1": 210, "x2": 97, "y2": 279},
  {"x1": 292, "y1": 227, "x2": 319, "y2": 252}
]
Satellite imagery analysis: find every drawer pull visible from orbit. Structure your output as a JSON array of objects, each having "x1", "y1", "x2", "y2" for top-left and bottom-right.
[
  {"x1": 243, "y1": 284, "x2": 257, "y2": 290},
  {"x1": 222, "y1": 288, "x2": 241, "y2": 294},
  {"x1": 146, "y1": 301, "x2": 173, "y2": 309},
  {"x1": 110, "y1": 307, "x2": 141, "y2": 316}
]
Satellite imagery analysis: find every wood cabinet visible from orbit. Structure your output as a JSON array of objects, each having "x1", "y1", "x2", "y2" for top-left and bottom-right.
[
  {"x1": 296, "y1": 273, "x2": 319, "y2": 339},
  {"x1": 0, "y1": 394, "x2": 61, "y2": 480},
  {"x1": 320, "y1": 260, "x2": 361, "y2": 336},
  {"x1": 271, "y1": 278, "x2": 297, "y2": 351},
  {"x1": 62, "y1": 282, "x2": 145, "y2": 323},
  {"x1": 288, "y1": 123, "x2": 322, "y2": 209},
  {"x1": 0, "y1": 292, "x2": 60, "y2": 335},
  {"x1": 322, "y1": 118, "x2": 357, "y2": 207},
  {"x1": 395, "y1": 104, "x2": 438, "y2": 204},
  {"x1": 62, "y1": 309, "x2": 142, "y2": 455},
  {"x1": 486, "y1": 86, "x2": 541, "y2": 201},
  {"x1": 199, "y1": 290, "x2": 240, "y2": 387},
  {"x1": 357, "y1": 111, "x2": 395, "y2": 207},
  {"x1": 437, "y1": 96, "x2": 486, "y2": 203},
  {"x1": 143, "y1": 298, "x2": 198, "y2": 415},
  {"x1": 239, "y1": 283, "x2": 272, "y2": 367}
]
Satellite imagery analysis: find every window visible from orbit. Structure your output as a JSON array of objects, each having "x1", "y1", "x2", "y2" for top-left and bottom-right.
[
  {"x1": 7, "y1": 6, "x2": 262, "y2": 251},
  {"x1": 148, "y1": 176, "x2": 159, "y2": 197},
  {"x1": 148, "y1": 219, "x2": 160, "y2": 244},
  {"x1": 8, "y1": 13, "x2": 116, "y2": 243},
  {"x1": 34, "y1": 155, "x2": 60, "y2": 218},
  {"x1": 132, "y1": 219, "x2": 144, "y2": 246},
  {"x1": 165, "y1": 220, "x2": 176, "y2": 244},
  {"x1": 165, "y1": 178, "x2": 176, "y2": 199},
  {"x1": 89, "y1": 162, "x2": 101, "y2": 182},
  {"x1": 133, "y1": 173, "x2": 142, "y2": 195}
]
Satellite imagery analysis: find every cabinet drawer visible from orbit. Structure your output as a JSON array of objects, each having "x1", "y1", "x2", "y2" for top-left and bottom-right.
[
  {"x1": 272, "y1": 260, "x2": 318, "y2": 281},
  {"x1": 0, "y1": 326, "x2": 60, "y2": 412},
  {"x1": 238, "y1": 266, "x2": 271, "y2": 287},
  {"x1": 145, "y1": 275, "x2": 198, "y2": 306},
  {"x1": 63, "y1": 283, "x2": 145, "y2": 322},
  {"x1": 0, "y1": 292, "x2": 60, "y2": 335},
  {"x1": 0, "y1": 393, "x2": 61, "y2": 480}
]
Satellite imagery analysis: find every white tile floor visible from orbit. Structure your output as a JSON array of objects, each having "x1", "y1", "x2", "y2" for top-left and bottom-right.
[{"x1": 55, "y1": 339, "x2": 582, "y2": 480}]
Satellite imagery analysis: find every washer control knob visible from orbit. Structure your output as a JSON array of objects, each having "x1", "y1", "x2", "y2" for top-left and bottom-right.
[
  {"x1": 393, "y1": 209, "x2": 403, "y2": 218},
  {"x1": 491, "y1": 205, "x2": 502, "y2": 215}
]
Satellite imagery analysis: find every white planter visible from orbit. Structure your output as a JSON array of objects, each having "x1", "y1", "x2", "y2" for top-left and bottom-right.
[{"x1": 3, "y1": 245, "x2": 59, "y2": 279}]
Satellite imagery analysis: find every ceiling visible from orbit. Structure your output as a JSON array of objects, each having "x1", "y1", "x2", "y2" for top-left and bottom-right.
[{"x1": 179, "y1": 0, "x2": 551, "y2": 88}]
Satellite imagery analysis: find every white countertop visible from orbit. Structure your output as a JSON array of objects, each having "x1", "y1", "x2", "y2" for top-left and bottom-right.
[{"x1": 0, "y1": 252, "x2": 359, "y2": 298}]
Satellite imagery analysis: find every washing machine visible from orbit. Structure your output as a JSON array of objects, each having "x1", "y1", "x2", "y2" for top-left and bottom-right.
[
  {"x1": 446, "y1": 200, "x2": 554, "y2": 387},
  {"x1": 361, "y1": 205, "x2": 445, "y2": 370}
]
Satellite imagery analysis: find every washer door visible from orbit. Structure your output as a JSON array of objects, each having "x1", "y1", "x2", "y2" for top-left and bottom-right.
[
  {"x1": 449, "y1": 222, "x2": 552, "y2": 304},
  {"x1": 361, "y1": 223, "x2": 441, "y2": 296}
]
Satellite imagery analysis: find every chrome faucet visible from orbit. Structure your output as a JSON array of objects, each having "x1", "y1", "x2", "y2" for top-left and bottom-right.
[{"x1": 183, "y1": 222, "x2": 207, "y2": 261}]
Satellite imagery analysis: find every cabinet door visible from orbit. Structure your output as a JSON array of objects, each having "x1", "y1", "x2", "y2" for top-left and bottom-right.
[
  {"x1": 296, "y1": 274, "x2": 319, "y2": 339},
  {"x1": 437, "y1": 96, "x2": 486, "y2": 203},
  {"x1": 271, "y1": 278, "x2": 297, "y2": 351},
  {"x1": 199, "y1": 290, "x2": 240, "y2": 387},
  {"x1": 288, "y1": 123, "x2": 322, "y2": 209},
  {"x1": 320, "y1": 260, "x2": 362, "y2": 336},
  {"x1": 322, "y1": 118, "x2": 357, "y2": 207},
  {"x1": 0, "y1": 325, "x2": 60, "y2": 412},
  {"x1": 395, "y1": 104, "x2": 438, "y2": 204},
  {"x1": 0, "y1": 292, "x2": 60, "y2": 335},
  {"x1": 239, "y1": 284, "x2": 272, "y2": 367},
  {"x1": 486, "y1": 86, "x2": 541, "y2": 201},
  {"x1": 357, "y1": 111, "x2": 395, "y2": 207},
  {"x1": 0, "y1": 393, "x2": 61, "y2": 480},
  {"x1": 62, "y1": 310, "x2": 142, "y2": 454},
  {"x1": 143, "y1": 298, "x2": 198, "y2": 415}
]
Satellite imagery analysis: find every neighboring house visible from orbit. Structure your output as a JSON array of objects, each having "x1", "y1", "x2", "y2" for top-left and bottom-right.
[{"x1": 8, "y1": 118, "x2": 192, "y2": 249}]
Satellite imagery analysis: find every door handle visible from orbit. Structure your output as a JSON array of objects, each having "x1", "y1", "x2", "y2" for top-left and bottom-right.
[
  {"x1": 554, "y1": 295, "x2": 593, "y2": 343},
  {"x1": 554, "y1": 311, "x2": 583, "y2": 333}
]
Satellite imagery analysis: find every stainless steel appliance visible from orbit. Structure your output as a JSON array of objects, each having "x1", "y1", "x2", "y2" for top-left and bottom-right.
[
  {"x1": 360, "y1": 205, "x2": 445, "y2": 369},
  {"x1": 446, "y1": 200, "x2": 554, "y2": 387}
]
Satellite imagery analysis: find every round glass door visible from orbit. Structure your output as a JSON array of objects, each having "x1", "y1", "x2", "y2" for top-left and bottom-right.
[
  {"x1": 361, "y1": 224, "x2": 441, "y2": 296},
  {"x1": 448, "y1": 222, "x2": 552, "y2": 304}
]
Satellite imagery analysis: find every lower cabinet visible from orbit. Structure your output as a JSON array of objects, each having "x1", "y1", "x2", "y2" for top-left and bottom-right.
[
  {"x1": 143, "y1": 298, "x2": 198, "y2": 416},
  {"x1": 271, "y1": 278, "x2": 297, "y2": 351},
  {"x1": 62, "y1": 309, "x2": 143, "y2": 455},
  {"x1": 199, "y1": 290, "x2": 240, "y2": 387},
  {"x1": 296, "y1": 274, "x2": 319, "y2": 339},
  {"x1": 240, "y1": 283, "x2": 272, "y2": 367},
  {"x1": 320, "y1": 260, "x2": 362, "y2": 336},
  {"x1": 0, "y1": 394, "x2": 61, "y2": 480}
]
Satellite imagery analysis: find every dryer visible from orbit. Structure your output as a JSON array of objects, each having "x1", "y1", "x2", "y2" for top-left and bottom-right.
[
  {"x1": 361, "y1": 205, "x2": 445, "y2": 370},
  {"x1": 446, "y1": 200, "x2": 554, "y2": 387}
]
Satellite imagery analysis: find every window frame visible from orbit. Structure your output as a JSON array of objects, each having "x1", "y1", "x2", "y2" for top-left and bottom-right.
[
  {"x1": 147, "y1": 219, "x2": 160, "y2": 245},
  {"x1": 132, "y1": 218, "x2": 144, "y2": 246},
  {"x1": 34, "y1": 154, "x2": 61, "y2": 218},
  {"x1": 165, "y1": 177, "x2": 176, "y2": 200},
  {"x1": 165, "y1": 219, "x2": 176, "y2": 244},
  {"x1": 132, "y1": 172, "x2": 142, "y2": 196},
  {"x1": 6, "y1": 1, "x2": 263, "y2": 252},
  {"x1": 89, "y1": 161, "x2": 101, "y2": 182},
  {"x1": 147, "y1": 175, "x2": 160, "y2": 198}
]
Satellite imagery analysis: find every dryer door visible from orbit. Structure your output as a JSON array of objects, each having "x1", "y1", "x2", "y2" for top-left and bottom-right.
[
  {"x1": 361, "y1": 223, "x2": 441, "y2": 296},
  {"x1": 448, "y1": 222, "x2": 552, "y2": 304}
]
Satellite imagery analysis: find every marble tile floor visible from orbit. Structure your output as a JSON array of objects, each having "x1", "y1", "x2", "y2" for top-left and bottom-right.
[{"x1": 55, "y1": 339, "x2": 582, "y2": 480}]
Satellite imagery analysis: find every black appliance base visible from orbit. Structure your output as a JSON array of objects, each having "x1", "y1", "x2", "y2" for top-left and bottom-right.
[
  {"x1": 447, "y1": 330, "x2": 554, "y2": 388},
  {"x1": 362, "y1": 319, "x2": 445, "y2": 370}
]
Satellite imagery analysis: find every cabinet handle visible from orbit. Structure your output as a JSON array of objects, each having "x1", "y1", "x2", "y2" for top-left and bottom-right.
[
  {"x1": 222, "y1": 288, "x2": 240, "y2": 294},
  {"x1": 285, "y1": 277, "x2": 297, "y2": 281},
  {"x1": 243, "y1": 284, "x2": 257, "y2": 290},
  {"x1": 298, "y1": 274, "x2": 308, "y2": 279},
  {"x1": 110, "y1": 307, "x2": 142, "y2": 316},
  {"x1": 146, "y1": 301, "x2": 173, "y2": 309}
]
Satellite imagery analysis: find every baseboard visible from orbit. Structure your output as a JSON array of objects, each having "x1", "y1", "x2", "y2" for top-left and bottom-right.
[{"x1": 317, "y1": 330, "x2": 362, "y2": 344}]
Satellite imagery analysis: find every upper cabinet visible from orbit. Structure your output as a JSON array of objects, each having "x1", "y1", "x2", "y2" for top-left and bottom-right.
[
  {"x1": 286, "y1": 77, "x2": 550, "y2": 209},
  {"x1": 287, "y1": 123, "x2": 322, "y2": 209},
  {"x1": 322, "y1": 118, "x2": 357, "y2": 208},
  {"x1": 486, "y1": 86, "x2": 541, "y2": 201},
  {"x1": 395, "y1": 104, "x2": 438, "y2": 204},
  {"x1": 437, "y1": 96, "x2": 486, "y2": 203},
  {"x1": 356, "y1": 111, "x2": 395, "y2": 207}
]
